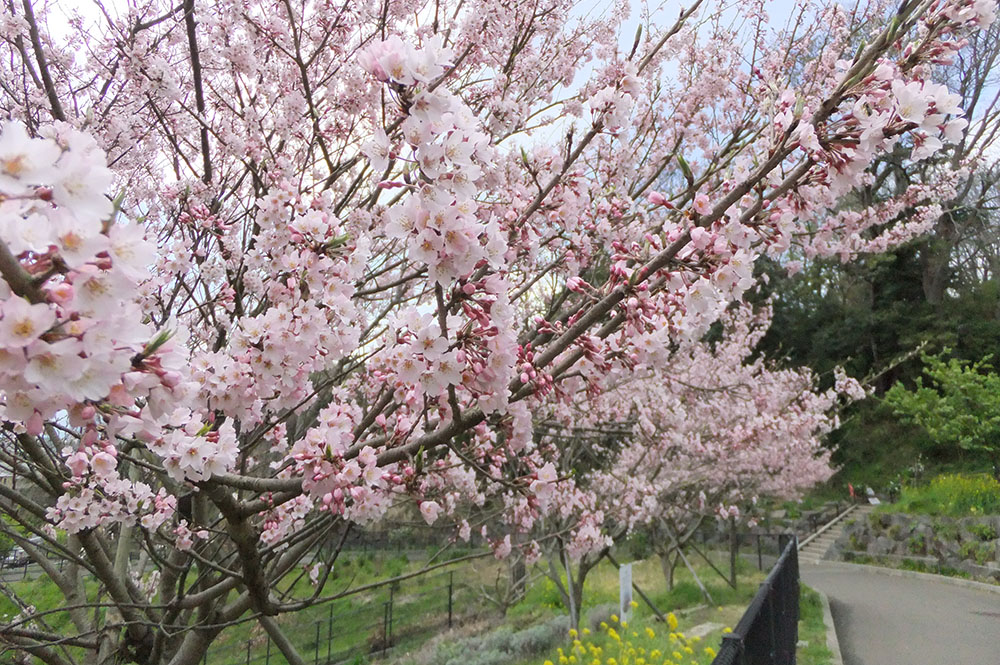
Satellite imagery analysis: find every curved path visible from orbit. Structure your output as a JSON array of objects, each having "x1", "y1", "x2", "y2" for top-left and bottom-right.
[{"x1": 801, "y1": 563, "x2": 1000, "y2": 665}]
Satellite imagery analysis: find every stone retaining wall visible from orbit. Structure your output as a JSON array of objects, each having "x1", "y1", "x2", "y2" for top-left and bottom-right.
[{"x1": 833, "y1": 511, "x2": 1000, "y2": 581}]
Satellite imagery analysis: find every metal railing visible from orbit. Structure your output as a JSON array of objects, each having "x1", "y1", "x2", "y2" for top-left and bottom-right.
[{"x1": 711, "y1": 534, "x2": 799, "y2": 665}]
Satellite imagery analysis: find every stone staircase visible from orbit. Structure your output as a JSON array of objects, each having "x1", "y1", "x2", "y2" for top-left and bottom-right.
[{"x1": 798, "y1": 504, "x2": 874, "y2": 564}]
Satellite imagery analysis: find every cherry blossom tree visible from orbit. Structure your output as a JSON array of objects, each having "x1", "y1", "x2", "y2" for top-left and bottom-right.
[
  {"x1": 527, "y1": 303, "x2": 864, "y2": 627},
  {"x1": 0, "y1": 0, "x2": 992, "y2": 662}
]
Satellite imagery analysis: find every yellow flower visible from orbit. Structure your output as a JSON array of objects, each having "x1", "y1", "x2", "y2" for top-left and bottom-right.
[
  {"x1": 601, "y1": 622, "x2": 609, "y2": 630},
  {"x1": 667, "y1": 613, "x2": 678, "y2": 631},
  {"x1": 722, "y1": 627, "x2": 732, "y2": 634},
  {"x1": 650, "y1": 650, "x2": 661, "y2": 660},
  {"x1": 672, "y1": 651, "x2": 683, "y2": 660},
  {"x1": 544, "y1": 661, "x2": 554, "y2": 665},
  {"x1": 559, "y1": 658, "x2": 568, "y2": 665},
  {"x1": 630, "y1": 600, "x2": 639, "y2": 608},
  {"x1": 683, "y1": 646, "x2": 693, "y2": 655},
  {"x1": 611, "y1": 614, "x2": 619, "y2": 623},
  {"x1": 568, "y1": 657, "x2": 576, "y2": 664},
  {"x1": 645, "y1": 627, "x2": 656, "y2": 639},
  {"x1": 569, "y1": 629, "x2": 578, "y2": 638},
  {"x1": 583, "y1": 628, "x2": 591, "y2": 635},
  {"x1": 704, "y1": 647, "x2": 717, "y2": 658}
]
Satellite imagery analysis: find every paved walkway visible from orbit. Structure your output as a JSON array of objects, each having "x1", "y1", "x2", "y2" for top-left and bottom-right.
[{"x1": 801, "y1": 563, "x2": 1000, "y2": 665}]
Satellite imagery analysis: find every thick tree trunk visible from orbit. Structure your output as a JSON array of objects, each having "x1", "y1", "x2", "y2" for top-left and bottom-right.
[
  {"x1": 659, "y1": 550, "x2": 679, "y2": 590},
  {"x1": 920, "y1": 234, "x2": 953, "y2": 307}
]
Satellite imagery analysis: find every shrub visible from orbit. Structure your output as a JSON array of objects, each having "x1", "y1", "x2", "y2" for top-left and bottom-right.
[
  {"x1": 933, "y1": 520, "x2": 960, "y2": 542},
  {"x1": 478, "y1": 626, "x2": 514, "y2": 653},
  {"x1": 444, "y1": 649, "x2": 508, "y2": 665},
  {"x1": 537, "y1": 579, "x2": 564, "y2": 610},
  {"x1": 508, "y1": 617, "x2": 569, "y2": 656},
  {"x1": 586, "y1": 604, "x2": 618, "y2": 634},
  {"x1": 969, "y1": 523, "x2": 998, "y2": 541}
]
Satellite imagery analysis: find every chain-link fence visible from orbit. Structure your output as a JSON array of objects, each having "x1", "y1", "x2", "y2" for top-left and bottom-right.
[{"x1": 711, "y1": 534, "x2": 799, "y2": 665}]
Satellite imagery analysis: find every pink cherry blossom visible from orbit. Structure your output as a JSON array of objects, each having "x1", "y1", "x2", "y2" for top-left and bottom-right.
[
  {"x1": 419, "y1": 500, "x2": 442, "y2": 525},
  {"x1": 0, "y1": 296, "x2": 55, "y2": 348}
]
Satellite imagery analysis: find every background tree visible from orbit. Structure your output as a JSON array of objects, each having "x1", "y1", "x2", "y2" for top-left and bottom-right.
[
  {"x1": 755, "y1": 18, "x2": 1000, "y2": 485},
  {"x1": 530, "y1": 304, "x2": 862, "y2": 626},
  {"x1": 885, "y1": 352, "x2": 1000, "y2": 476}
]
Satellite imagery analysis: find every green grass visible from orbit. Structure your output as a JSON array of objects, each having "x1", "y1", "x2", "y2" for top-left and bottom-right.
[
  {"x1": 797, "y1": 585, "x2": 834, "y2": 665},
  {"x1": 4, "y1": 547, "x2": 812, "y2": 665},
  {"x1": 877, "y1": 473, "x2": 1000, "y2": 517},
  {"x1": 388, "y1": 551, "x2": 769, "y2": 665},
  {"x1": 506, "y1": 551, "x2": 766, "y2": 627},
  {"x1": 202, "y1": 550, "x2": 494, "y2": 665}
]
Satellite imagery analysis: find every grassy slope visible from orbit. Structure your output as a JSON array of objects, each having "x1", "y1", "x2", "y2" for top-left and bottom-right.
[{"x1": 3, "y1": 548, "x2": 835, "y2": 665}]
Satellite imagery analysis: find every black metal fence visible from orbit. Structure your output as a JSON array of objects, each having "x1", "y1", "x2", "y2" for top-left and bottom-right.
[
  {"x1": 711, "y1": 534, "x2": 799, "y2": 665},
  {"x1": 202, "y1": 566, "x2": 492, "y2": 665}
]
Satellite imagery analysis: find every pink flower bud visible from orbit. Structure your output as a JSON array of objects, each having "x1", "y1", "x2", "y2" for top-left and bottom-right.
[
  {"x1": 26, "y1": 411, "x2": 44, "y2": 436},
  {"x1": 161, "y1": 371, "x2": 182, "y2": 388},
  {"x1": 647, "y1": 191, "x2": 668, "y2": 206}
]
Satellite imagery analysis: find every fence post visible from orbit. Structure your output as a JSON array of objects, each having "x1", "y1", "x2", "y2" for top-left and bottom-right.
[
  {"x1": 327, "y1": 604, "x2": 333, "y2": 664},
  {"x1": 245, "y1": 638, "x2": 250, "y2": 665},
  {"x1": 265, "y1": 636, "x2": 271, "y2": 665},
  {"x1": 314, "y1": 623, "x2": 320, "y2": 664},
  {"x1": 768, "y1": 589, "x2": 777, "y2": 664},
  {"x1": 756, "y1": 534, "x2": 763, "y2": 571},
  {"x1": 382, "y1": 602, "x2": 390, "y2": 655},
  {"x1": 729, "y1": 517, "x2": 738, "y2": 588},
  {"x1": 448, "y1": 571, "x2": 454, "y2": 628},
  {"x1": 389, "y1": 585, "x2": 394, "y2": 647}
]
